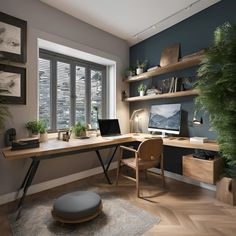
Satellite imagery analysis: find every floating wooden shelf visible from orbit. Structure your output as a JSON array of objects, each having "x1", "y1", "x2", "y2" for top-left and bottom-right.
[
  {"x1": 124, "y1": 90, "x2": 198, "y2": 102},
  {"x1": 125, "y1": 54, "x2": 203, "y2": 83}
]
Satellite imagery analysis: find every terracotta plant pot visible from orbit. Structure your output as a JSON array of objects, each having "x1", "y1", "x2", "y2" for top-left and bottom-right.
[{"x1": 216, "y1": 177, "x2": 236, "y2": 206}]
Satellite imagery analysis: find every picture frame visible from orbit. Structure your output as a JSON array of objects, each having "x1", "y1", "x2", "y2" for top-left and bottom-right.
[
  {"x1": 0, "y1": 64, "x2": 26, "y2": 104},
  {"x1": 0, "y1": 12, "x2": 27, "y2": 63}
]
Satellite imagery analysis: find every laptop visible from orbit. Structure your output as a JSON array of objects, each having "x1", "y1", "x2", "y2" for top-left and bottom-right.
[{"x1": 98, "y1": 119, "x2": 121, "y2": 137}]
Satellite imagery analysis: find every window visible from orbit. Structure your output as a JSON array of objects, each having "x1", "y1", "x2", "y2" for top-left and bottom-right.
[{"x1": 38, "y1": 50, "x2": 106, "y2": 132}]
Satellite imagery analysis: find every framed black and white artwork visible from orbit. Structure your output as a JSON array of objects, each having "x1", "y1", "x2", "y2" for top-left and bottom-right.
[
  {"x1": 0, "y1": 12, "x2": 27, "y2": 63},
  {"x1": 0, "y1": 64, "x2": 26, "y2": 104}
]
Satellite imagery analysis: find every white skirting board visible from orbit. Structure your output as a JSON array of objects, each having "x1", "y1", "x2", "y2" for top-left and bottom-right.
[
  {"x1": 0, "y1": 164, "x2": 215, "y2": 206},
  {"x1": 0, "y1": 162, "x2": 118, "y2": 206},
  {"x1": 149, "y1": 168, "x2": 216, "y2": 191}
]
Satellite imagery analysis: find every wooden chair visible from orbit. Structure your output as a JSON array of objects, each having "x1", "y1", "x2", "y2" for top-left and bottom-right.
[{"x1": 116, "y1": 138, "x2": 165, "y2": 197}]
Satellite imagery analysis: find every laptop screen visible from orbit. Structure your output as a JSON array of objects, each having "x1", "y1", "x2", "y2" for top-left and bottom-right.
[{"x1": 98, "y1": 119, "x2": 121, "y2": 136}]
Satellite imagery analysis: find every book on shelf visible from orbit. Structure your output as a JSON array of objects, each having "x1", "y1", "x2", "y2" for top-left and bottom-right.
[{"x1": 190, "y1": 137, "x2": 208, "y2": 144}]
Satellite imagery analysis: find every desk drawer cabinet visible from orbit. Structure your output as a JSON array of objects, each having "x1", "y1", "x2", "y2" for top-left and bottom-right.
[{"x1": 183, "y1": 155, "x2": 224, "y2": 184}]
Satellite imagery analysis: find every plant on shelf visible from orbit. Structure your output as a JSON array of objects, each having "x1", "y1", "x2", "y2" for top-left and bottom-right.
[
  {"x1": 195, "y1": 22, "x2": 236, "y2": 205},
  {"x1": 137, "y1": 83, "x2": 147, "y2": 96},
  {"x1": 72, "y1": 122, "x2": 86, "y2": 137},
  {"x1": 0, "y1": 99, "x2": 11, "y2": 131},
  {"x1": 136, "y1": 59, "x2": 148, "y2": 75},
  {"x1": 125, "y1": 66, "x2": 135, "y2": 78}
]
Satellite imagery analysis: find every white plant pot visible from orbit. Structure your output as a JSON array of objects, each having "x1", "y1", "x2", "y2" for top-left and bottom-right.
[
  {"x1": 136, "y1": 68, "x2": 143, "y2": 75},
  {"x1": 39, "y1": 132, "x2": 48, "y2": 142},
  {"x1": 139, "y1": 91, "x2": 145, "y2": 96}
]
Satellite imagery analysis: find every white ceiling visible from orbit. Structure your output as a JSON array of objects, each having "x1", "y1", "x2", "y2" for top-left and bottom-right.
[{"x1": 40, "y1": 0, "x2": 220, "y2": 46}]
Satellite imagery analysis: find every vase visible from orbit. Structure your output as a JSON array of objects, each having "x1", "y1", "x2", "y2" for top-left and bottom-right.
[
  {"x1": 136, "y1": 68, "x2": 143, "y2": 75},
  {"x1": 40, "y1": 132, "x2": 48, "y2": 142},
  {"x1": 139, "y1": 91, "x2": 145, "y2": 96}
]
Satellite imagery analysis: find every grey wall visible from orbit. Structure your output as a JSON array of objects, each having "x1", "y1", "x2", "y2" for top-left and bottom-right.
[
  {"x1": 0, "y1": 0, "x2": 129, "y2": 196},
  {"x1": 129, "y1": 0, "x2": 236, "y2": 174}
]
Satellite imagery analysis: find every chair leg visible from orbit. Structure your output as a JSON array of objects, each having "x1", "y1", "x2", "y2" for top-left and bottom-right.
[
  {"x1": 144, "y1": 169, "x2": 148, "y2": 180},
  {"x1": 161, "y1": 154, "x2": 165, "y2": 187},
  {"x1": 116, "y1": 160, "x2": 121, "y2": 186},
  {"x1": 136, "y1": 168, "x2": 140, "y2": 197}
]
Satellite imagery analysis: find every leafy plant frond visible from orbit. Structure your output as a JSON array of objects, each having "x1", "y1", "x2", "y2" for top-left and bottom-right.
[{"x1": 195, "y1": 22, "x2": 236, "y2": 177}]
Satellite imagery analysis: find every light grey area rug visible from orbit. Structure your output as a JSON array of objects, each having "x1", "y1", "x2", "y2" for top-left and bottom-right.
[{"x1": 9, "y1": 196, "x2": 160, "y2": 236}]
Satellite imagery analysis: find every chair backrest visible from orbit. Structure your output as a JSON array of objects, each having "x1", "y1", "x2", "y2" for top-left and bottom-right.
[{"x1": 137, "y1": 138, "x2": 163, "y2": 161}]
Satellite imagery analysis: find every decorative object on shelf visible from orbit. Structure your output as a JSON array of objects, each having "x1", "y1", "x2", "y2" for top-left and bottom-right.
[
  {"x1": 180, "y1": 76, "x2": 196, "y2": 91},
  {"x1": 146, "y1": 87, "x2": 161, "y2": 96},
  {"x1": 0, "y1": 64, "x2": 26, "y2": 104},
  {"x1": 130, "y1": 109, "x2": 144, "y2": 134},
  {"x1": 0, "y1": 12, "x2": 27, "y2": 63},
  {"x1": 125, "y1": 67, "x2": 135, "y2": 78},
  {"x1": 160, "y1": 43, "x2": 180, "y2": 67},
  {"x1": 72, "y1": 122, "x2": 87, "y2": 138},
  {"x1": 196, "y1": 22, "x2": 236, "y2": 205},
  {"x1": 136, "y1": 59, "x2": 148, "y2": 75},
  {"x1": 168, "y1": 77, "x2": 181, "y2": 93},
  {"x1": 192, "y1": 110, "x2": 203, "y2": 125},
  {"x1": 158, "y1": 78, "x2": 173, "y2": 93},
  {"x1": 137, "y1": 83, "x2": 146, "y2": 96},
  {"x1": 121, "y1": 90, "x2": 127, "y2": 101},
  {"x1": 0, "y1": 97, "x2": 11, "y2": 130}
]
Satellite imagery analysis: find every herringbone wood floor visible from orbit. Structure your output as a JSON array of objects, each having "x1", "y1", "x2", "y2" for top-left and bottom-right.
[{"x1": 0, "y1": 169, "x2": 236, "y2": 236}]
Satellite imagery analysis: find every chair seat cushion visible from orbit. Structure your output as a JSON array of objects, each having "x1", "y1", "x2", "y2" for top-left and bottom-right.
[{"x1": 52, "y1": 191, "x2": 102, "y2": 223}]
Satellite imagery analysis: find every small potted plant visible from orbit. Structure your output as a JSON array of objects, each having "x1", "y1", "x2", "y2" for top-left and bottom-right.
[
  {"x1": 25, "y1": 120, "x2": 42, "y2": 138},
  {"x1": 136, "y1": 59, "x2": 148, "y2": 75},
  {"x1": 125, "y1": 67, "x2": 135, "y2": 78},
  {"x1": 137, "y1": 83, "x2": 147, "y2": 96},
  {"x1": 72, "y1": 122, "x2": 86, "y2": 138},
  {"x1": 38, "y1": 120, "x2": 48, "y2": 142}
]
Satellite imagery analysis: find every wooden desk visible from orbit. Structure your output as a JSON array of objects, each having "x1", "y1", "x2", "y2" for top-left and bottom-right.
[
  {"x1": 132, "y1": 134, "x2": 219, "y2": 151},
  {"x1": 1, "y1": 134, "x2": 219, "y2": 218},
  {"x1": 1, "y1": 136, "x2": 136, "y2": 218}
]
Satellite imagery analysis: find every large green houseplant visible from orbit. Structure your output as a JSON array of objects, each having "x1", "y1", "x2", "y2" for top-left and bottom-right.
[{"x1": 195, "y1": 22, "x2": 236, "y2": 205}]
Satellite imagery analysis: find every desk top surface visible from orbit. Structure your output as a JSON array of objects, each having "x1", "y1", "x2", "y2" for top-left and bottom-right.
[{"x1": 1, "y1": 134, "x2": 219, "y2": 160}]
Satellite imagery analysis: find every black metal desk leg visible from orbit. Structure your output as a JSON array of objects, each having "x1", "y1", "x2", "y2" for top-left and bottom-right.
[
  {"x1": 16, "y1": 159, "x2": 40, "y2": 219},
  {"x1": 95, "y1": 150, "x2": 112, "y2": 184},
  {"x1": 19, "y1": 160, "x2": 34, "y2": 190},
  {"x1": 105, "y1": 146, "x2": 118, "y2": 172}
]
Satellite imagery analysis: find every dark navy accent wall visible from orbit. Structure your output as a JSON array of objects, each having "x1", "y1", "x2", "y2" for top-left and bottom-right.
[{"x1": 129, "y1": 0, "x2": 236, "y2": 174}]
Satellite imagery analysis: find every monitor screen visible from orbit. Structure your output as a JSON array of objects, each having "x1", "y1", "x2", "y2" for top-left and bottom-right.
[
  {"x1": 98, "y1": 119, "x2": 121, "y2": 136},
  {"x1": 148, "y1": 103, "x2": 181, "y2": 135}
]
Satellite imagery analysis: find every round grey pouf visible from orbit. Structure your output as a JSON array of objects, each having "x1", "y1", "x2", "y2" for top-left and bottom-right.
[{"x1": 52, "y1": 191, "x2": 102, "y2": 223}]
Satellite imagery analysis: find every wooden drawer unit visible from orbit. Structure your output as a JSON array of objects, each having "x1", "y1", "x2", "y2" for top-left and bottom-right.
[{"x1": 183, "y1": 155, "x2": 224, "y2": 184}]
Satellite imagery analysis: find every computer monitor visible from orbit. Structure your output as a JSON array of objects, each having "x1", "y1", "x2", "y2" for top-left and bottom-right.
[
  {"x1": 98, "y1": 119, "x2": 121, "y2": 136},
  {"x1": 148, "y1": 103, "x2": 181, "y2": 137}
]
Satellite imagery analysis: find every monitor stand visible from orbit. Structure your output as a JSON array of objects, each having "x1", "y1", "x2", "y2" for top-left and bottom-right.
[{"x1": 160, "y1": 132, "x2": 168, "y2": 138}]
